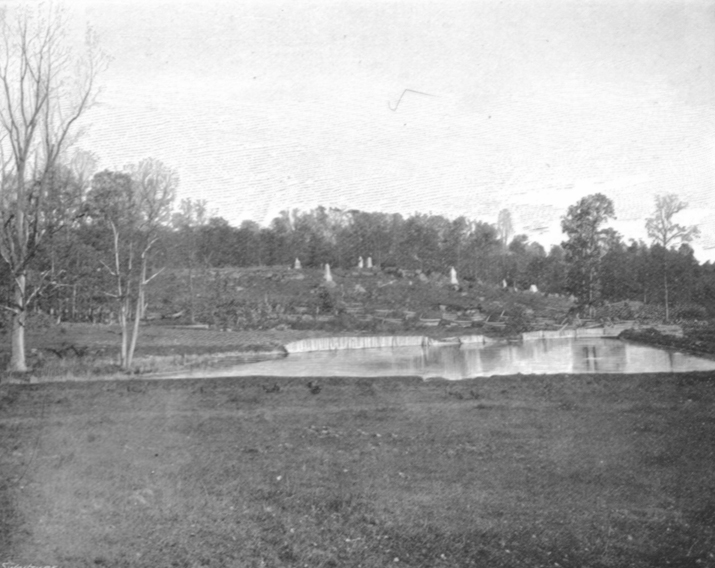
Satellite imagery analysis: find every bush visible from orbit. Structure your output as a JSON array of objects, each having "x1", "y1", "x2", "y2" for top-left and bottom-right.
[
  {"x1": 26, "y1": 311, "x2": 55, "y2": 331},
  {"x1": 316, "y1": 287, "x2": 336, "y2": 314},
  {"x1": 674, "y1": 305, "x2": 708, "y2": 320}
]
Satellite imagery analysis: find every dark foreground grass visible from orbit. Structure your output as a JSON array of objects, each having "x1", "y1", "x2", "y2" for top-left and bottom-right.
[{"x1": 1, "y1": 373, "x2": 715, "y2": 567}]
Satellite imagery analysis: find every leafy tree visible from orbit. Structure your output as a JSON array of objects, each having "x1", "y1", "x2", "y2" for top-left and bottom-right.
[
  {"x1": 0, "y1": 4, "x2": 106, "y2": 372},
  {"x1": 235, "y1": 220, "x2": 262, "y2": 266},
  {"x1": 28, "y1": 150, "x2": 100, "y2": 322},
  {"x1": 396, "y1": 215, "x2": 442, "y2": 271},
  {"x1": 466, "y1": 221, "x2": 501, "y2": 283},
  {"x1": 560, "y1": 194, "x2": 616, "y2": 306},
  {"x1": 671, "y1": 244, "x2": 699, "y2": 307},
  {"x1": 508, "y1": 234, "x2": 529, "y2": 255},
  {"x1": 693, "y1": 261, "x2": 715, "y2": 315},
  {"x1": 171, "y1": 198, "x2": 208, "y2": 322},
  {"x1": 197, "y1": 217, "x2": 238, "y2": 267},
  {"x1": 645, "y1": 194, "x2": 700, "y2": 321},
  {"x1": 266, "y1": 212, "x2": 294, "y2": 266},
  {"x1": 541, "y1": 245, "x2": 568, "y2": 295},
  {"x1": 600, "y1": 240, "x2": 641, "y2": 302},
  {"x1": 335, "y1": 210, "x2": 376, "y2": 268},
  {"x1": 522, "y1": 242, "x2": 547, "y2": 289},
  {"x1": 442, "y1": 216, "x2": 471, "y2": 273}
]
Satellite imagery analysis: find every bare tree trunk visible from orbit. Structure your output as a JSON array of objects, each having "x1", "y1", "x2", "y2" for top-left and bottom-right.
[
  {"x1": 119, "y1": 296, "x2": 129, "y2": 367},
  {"x1": 126, "y1": 261, "x2": 147, "y2": 369},
  {"x1": 139, "y1": 290, "x2": 147, "y2": 320},
  {"x1": 9, "y1": 273, "x2": 28, "y2": 372},
  {"x1": 664, "y1": 271, "x2": 670, "y2": 323},
  {"x1": 127, "y1": 294, "x2": 142, "y2": 370},
  {"x1": 188, "y1": 264, "x2": 196, "y2": 324}
]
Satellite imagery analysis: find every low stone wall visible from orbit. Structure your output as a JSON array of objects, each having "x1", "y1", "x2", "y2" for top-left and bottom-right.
[
  {"x1": 285, "y1": 334, "x2": 505, "y2": 353},
  {"x1": 522, "y1": 327, "x2": 619, "y2": 340},
  {"x1": 284, "y1": 335, "x2": 426, "y2": 354},
  {"x1": 456, "y1": 335, "x2": 488, "y2": 344}
]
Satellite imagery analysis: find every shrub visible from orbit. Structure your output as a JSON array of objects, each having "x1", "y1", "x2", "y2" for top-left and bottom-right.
[
  {"x1": 26, "y1": 311, "x2": 55, "y2": 331},
  {"x1": 674, "y1": 305, "x2": 707, "y2": 320},
  {"x1": 316, "y1": 287, "x2": 336, "y2": 314}
]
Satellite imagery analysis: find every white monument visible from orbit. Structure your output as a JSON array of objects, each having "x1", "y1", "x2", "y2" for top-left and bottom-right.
[
  {"x1": 294, "y1": 258, "x2": 302, "y2": 270},
  {"x1": 529, "y1": 284, "x2": 539, "y2": 293},
  {"x1": 324, "y1": 263, "x2": 333, "y2": 282},
  {"x1": 450, "y1": 266, "x2": 458, "y2": 286},
  {"x1": 502, "y1": 279, "x2": 507, "y2": 288},
  {"x1": 358, "y1": 256, "x2": 364, "y2": 269},
  {"x1": 366, "y1": 256, "x2": 373, "y2": 269}
]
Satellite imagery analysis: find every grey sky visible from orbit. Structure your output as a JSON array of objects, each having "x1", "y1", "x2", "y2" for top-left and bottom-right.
[{"x1": 69, "y1": 0, "x2": 715, "y2": 259}]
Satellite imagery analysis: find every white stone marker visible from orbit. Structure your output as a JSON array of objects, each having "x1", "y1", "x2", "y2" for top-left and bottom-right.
[
  {"x1": 294, "y1": 258, "x2": 302, "y2": 270},
  {"x1": 358, "y1": 256, "x2": 364, "y2": 269},
  {"x1": 325, "y1": 263, "x2": 333, "y2": 282},
  {"x1": 366, "y1": 256, "x2": 373, "y2": 269},
  {"x1": 450, "y1": 266, "x2": 458, "y2": 286}
]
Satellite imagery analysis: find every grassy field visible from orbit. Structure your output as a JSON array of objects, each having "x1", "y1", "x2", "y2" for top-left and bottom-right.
[{"x1": 2, "y1": 372, "x2": 715, "y2": 567}]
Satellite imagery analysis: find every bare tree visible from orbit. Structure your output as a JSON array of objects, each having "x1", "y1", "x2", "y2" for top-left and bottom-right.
[
  {"x1": 0, "y1": 4, "x2": 106, "y2": 372},
  {"x1": 645, "y1": 194, "x2": 700, "y2": 321},
  {"x1": 496, "y1": 208, "x2": 514, "y2": 283},
  {"x1": 87, "y1": 159, "x2": 177, "y2": 370},
  {"x1": 497, "y1": 209, "x2": 513, "y2": 249}
]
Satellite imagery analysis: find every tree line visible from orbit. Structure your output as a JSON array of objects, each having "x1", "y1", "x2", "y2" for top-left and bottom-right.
[
  {"x1": 157, "y1": 196, "x2": 712, "y2": 316},
  {"x1": 17, "y1": 193, "x2": 714, "y2": 331}
]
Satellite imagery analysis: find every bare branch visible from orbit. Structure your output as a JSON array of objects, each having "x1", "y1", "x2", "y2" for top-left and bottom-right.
[
  {"x1": 99, "y1": 259, "x2": 117, "y2": 277},
  {"x1": 25, "y1": 268, "x2": 52, "y2": 305},
  {"x1": 646, "y1": 193, "x2": 700, "y2": 249},
  {"x1": 143, "y1": 266, "x2": 165, "y2": 286},
  {"x1": 0, "y1": 3, "x2": 107, "y2": 369}
]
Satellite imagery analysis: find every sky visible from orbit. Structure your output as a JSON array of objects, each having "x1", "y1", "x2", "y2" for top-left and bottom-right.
[{"x1": 57, "y1": 0, "x2": 715, "y2": 260}]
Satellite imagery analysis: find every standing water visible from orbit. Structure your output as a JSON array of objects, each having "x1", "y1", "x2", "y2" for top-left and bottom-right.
[{"x1": 169, "y1": 337, "x2": 715, "y2": 380}]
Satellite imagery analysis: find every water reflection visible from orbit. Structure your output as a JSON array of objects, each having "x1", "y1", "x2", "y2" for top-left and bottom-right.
[
  {"x1": 571, "y1": 340, "x2": 627, "y2": 373},
  {"x1": 185, "y1": 338, "x2": 715, "y2": 380}
]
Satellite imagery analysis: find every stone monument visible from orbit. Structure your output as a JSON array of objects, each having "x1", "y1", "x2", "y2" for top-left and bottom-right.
[{"x1": 450, "y1": 266, "x2": 458, "y2": 286}]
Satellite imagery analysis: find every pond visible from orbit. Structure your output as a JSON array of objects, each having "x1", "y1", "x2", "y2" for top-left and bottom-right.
[{"x1": 176, "y1": 337, "x2": 715, "y2": 380}]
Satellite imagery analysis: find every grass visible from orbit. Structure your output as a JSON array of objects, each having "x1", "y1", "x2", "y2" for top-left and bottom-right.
[
  {"x1": 0, "y1": 323, "x2": 335, "y2": 381},
  {"x1": 2, "y1": 372, "x2": 715, "y2": 567}
]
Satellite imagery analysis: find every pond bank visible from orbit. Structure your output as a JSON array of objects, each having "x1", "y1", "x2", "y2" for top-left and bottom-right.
[
  {"x1": 621, "y1": 327, "x2": 715, "y2": 360},
  {"x1": 1, "y1": 321, "x2": 707, "y2": 384}
]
